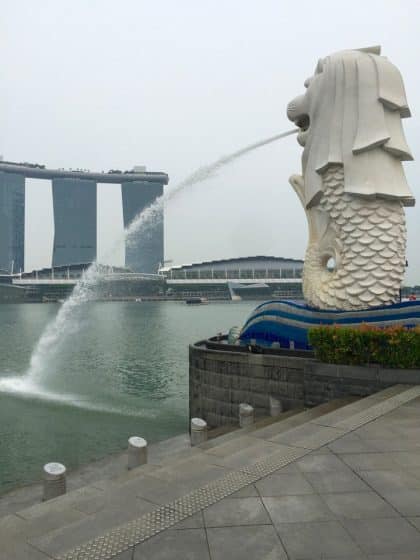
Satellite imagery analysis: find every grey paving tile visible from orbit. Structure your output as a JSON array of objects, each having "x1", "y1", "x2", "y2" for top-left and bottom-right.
[
  {"x1": 355, "y1": 423, "x2": 400, "y2": 441},
  {"x1": 367, "y1": 554, "x2": 420, "y2": 559},
  {"x1": 203, "y1": 497, "x2": 270, "y2": 527},
  {"x1": 229, "y1": 484, "x2": 259, "y2": 498},
  {"x1": 204, "y1": 440, "x2": 290, "y2": 469},
  {"x1": 201, "y1": 435, "x2": 264, "y2": 457},
  {"x1": 407, "y1": 515, "x2": 420, "y2": 531},
  {"x1": 339, "y1": 452, "x2": 401, "y2": 472},
  {"x1": 358, "y1": 469, "x2": 420, "y2": 493},
  {"x1": 366, "y1": 437, "x2": 420, "y2": 452},
  {"x1": 251, "y1": 407, "x2": 326, "y2": 440},
  {"x1": 206, "y1": 525, "x2": 287, "y2": 560},
  {"x1": 16, "y1": 485, "x2": 102, "y2": 518},
  {"x1": 309, "y1": 399, "x2": 371, "y2": 428},
  {"x1": 268, "y1": 423, "x2": 345, "y2": 450},
  {"x1": 15, "y1": 505, "x2": 87, "y2": 540},
  {"x1": 343, "y1": 517, "x2": 420, "y2": 555},
  {"x1": 72, "y1": 480, "x2": 157, "y2": 514},
  {"x1": 110, "y1": 473, "x2": 195, "y2": 505},
  {"x1": 321, "y1": 491, "x2": 398, "y2": 519},
  {"x1": 402, "y1": 396, "x2": 420, "y2": 410},
  {"x1": 113, "y1": 549, "x2": 134, "y2": 560},
  {"x1": 150, "y1": 455, "x2": 232, "y2": 483},
  {"x1": 276, "y1": 520, "x2": 363, "y2": 559},
  {"x1": 0, "y1": 542, "x2": 52, "y2": 560},
  {"x1": 381, "y1": 489, "x2": 420, "y2": 516},
  {"x1": 133, "y1": 528, "x2": 210, "y2": 559},
  {"x1": 147, "y1": 447, "x2": 204, "y2": 470},
  {"x1": 0, "y1": 484, "x2": 42, "y2": 517},
  {"x1": 0, "y1": 514, "x2": 26, "y2": 540},
  {"x1": 130, "y1": 464, "x2": 231, "y2": 505},
  {"x1": 255, "y1": 472, "x2": 315, "y2": 497},
  {"x1": 305, "y1": 469, "x2": 370, "y2": 493},
  {"x1": 29, "y1": 497, "x2": 156, "y2": 557},
  {"x1": 272, "y1": 461, "x2": 300, "y2": 474},
  {"x1": 304, "y1": 447, "x2": 335, "y2": 456},
  {"x1": 390, "y1": 451, "x2": 420, "y2": 468},
  {"x1": 384, "y1": 406, "x2": 420, "y2": 421},
  {"x1": 172, "y1": 511, "x2": 204, "y2": 530},
  {"x1": 322, "y1": 557, "x2": 366, "y2": 560},
  {"x1": 295, "y1": 452, "x2": 350, "y2": 473},
  {"x1": 310, "y1": 444, "x2": 332, "y2": 454},
  {"x1": 328, "y1": 433, "x2": 375, "y2": 454},
  {"x1": 262, "y1": 494, "x2": 333, "y2": 524}
]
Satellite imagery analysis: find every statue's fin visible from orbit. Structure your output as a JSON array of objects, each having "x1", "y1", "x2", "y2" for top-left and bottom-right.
[{"x1": 289, "y1": 175, "x2": 306, "y2": 207}]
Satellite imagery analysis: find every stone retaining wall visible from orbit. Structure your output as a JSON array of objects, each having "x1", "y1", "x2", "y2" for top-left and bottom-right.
[{"x1": 189, "y1": 340, "x2": 420, "y2": 427}]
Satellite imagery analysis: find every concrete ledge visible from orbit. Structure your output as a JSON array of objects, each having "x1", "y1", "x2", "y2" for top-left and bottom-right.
[{"x1": 190, "y1": 340, "x2": 420, "y2": 428}]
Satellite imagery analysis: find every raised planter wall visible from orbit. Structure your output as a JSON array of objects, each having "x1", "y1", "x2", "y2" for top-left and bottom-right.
[{"x1": 189, "y1": 341, "x2": 420, "y2": 428}]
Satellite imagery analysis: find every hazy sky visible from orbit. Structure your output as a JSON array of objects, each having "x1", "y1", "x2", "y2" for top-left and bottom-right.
[{"x1": 1, "y1": 1, "x2": 419, "y2": 283}]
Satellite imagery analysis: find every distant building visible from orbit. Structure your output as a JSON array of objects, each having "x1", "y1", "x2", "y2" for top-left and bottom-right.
[
  {"x1": 160, "y1": 256, "x2": 304, "y2": 300},
  {"x1": 52, "y1": 178, "x2": 97, "y2": 267},
  {"x1": 0, "y1": 160, "x2": 168, "y2": 274},
  {"x1": 0, "y1": 171, "x2": 25, "y2": 273},
  {"x1": 122, "y1": 180, "x2": 164, "y2": 273},
  {"x1": 9, "y1": 263, "x2": 164, "y2": 301}
]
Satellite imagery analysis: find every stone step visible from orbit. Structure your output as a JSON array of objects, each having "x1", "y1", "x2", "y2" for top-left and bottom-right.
[
  {"x1": 0, "y1": 433, "x2": 192, "y2": 521},
  {"x1": 310, "y1": 384, "x2": 410, "y2": 429},
  {"x1": 3, "y1": 384, "x2": 419, "y2": 560},
  {"x1": 260, "y1": 385, "x2": 414, "y2": 451},
  {"x1": 250, "y1": 397, "x2": 357, "y2": 441},
  {"x1": 0, "y1": 405, "x2": 324, "y2": 533},
  {"x1": 0, "y1": 391, "x2": 392, "y2": 526}
]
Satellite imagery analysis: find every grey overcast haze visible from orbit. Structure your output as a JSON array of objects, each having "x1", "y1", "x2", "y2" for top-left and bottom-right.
[{"x1": 1, "y1": 0, "x2": 420, "y2": 283}]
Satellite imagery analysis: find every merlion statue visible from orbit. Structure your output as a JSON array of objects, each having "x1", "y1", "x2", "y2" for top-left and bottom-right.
[{"x1": 287, "y1": 46, "x2": 415, "y2": 310}]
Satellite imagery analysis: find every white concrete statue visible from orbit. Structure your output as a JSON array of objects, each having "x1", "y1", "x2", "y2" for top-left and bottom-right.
[{"x1": 287, "y1": 46, "x2": 415, "y2": 310}]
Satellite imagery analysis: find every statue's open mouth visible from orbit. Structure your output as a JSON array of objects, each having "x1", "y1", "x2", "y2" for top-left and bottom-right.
[
  {"x1": 296, "y1": 115, "x2": 310, "y2": 131},
  {"x1": 295, "y1": 114, "x2": 310, "y2": 146},
  {"x1": 294, "y1": 114, "x2": 311, "y2": 146}
]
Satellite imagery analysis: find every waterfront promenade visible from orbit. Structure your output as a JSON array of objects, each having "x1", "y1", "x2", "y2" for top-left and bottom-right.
[{"x1": 2, "y1": 384, "x2": 420, "y2": 559}]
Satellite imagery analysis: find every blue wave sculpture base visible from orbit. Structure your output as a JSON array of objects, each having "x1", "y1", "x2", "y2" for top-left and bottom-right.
[{"x1": 240, "y1": 300, "x2": 420, "y2": 350}]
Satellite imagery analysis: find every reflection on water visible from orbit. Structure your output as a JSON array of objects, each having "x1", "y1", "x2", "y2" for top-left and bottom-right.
[{"x1": 0, "y1": 300, "x2": 256, "y2": 493}]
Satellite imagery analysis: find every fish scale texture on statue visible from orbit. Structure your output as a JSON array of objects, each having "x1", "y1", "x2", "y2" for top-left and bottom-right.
[{"x1": 302, "y1": 166, "x2": 407, "y2": 310}]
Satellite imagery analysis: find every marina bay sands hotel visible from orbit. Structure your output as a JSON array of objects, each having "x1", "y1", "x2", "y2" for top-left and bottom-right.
[{"x1": 0, "y1": 161, "x2": 169, "y2": 274}]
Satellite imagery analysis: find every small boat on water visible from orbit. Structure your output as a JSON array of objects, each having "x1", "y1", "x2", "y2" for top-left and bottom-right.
[{"x1": 185, "y1": 297, "x2": 209, "y2": 305}]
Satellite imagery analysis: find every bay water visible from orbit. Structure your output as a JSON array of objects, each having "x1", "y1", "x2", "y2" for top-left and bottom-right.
[{"x1": 0, "y1": 300, "x2": 255, "y2": 494}]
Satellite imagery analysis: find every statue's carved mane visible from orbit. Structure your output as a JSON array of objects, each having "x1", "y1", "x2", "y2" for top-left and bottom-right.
[{"x1": 303, "y1": 46, "x2": 414, "y2": 208}]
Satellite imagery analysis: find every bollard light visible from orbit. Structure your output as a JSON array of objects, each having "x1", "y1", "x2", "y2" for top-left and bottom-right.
[
  {"x1": 269, "y1": 396, "x2": 283, "y2": 417},
  {"x1": 239, "y1": 403, "x2": 255, "y2": 428},
  {"x1": 43, "y1": 462, "x2": 66, "y2": 501},
  {"x1": 190, "y1": 417, "x2": 208, "y2": 446},
  {"x1": 127, "y1": 436, "x2": 148, "y2": 470}
]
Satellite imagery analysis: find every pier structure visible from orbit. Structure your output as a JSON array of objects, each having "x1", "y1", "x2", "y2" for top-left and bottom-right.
[{"x1": 0, "y1": 161, "x2": 169, "y2": 274}]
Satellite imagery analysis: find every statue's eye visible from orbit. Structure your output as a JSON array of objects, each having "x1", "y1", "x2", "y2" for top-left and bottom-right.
[{"x1": 304, "y1": 78, "x2": 312, "y2": 88}]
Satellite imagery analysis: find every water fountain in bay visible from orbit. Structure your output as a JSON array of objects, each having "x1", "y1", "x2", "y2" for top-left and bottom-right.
[{"x1": 0, "y1": 128, "x2": 297, "y2": 407}]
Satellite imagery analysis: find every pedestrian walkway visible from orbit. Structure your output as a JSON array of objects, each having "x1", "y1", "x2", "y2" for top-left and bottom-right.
[{"x1": 2, "y1": 385, "x2": 420, "y2": 559}]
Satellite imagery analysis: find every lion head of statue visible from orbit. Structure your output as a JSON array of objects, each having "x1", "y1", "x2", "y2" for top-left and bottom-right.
[{"x1": 287, "y1": 46, "x2": 415, "y2": 208}]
